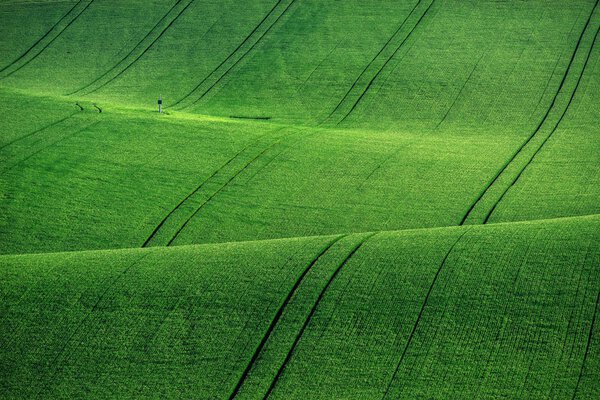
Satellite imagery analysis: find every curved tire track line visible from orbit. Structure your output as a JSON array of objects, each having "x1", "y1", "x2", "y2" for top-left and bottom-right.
[
  {"x1": 228, "y1": 235, "x2": 346, "y2": 400},
  {"x1": 337, "y1": 0, "x2": 436, "y2": 125},
  {"x1": 324, "y1": 0, "x2": 422, "y2": 124},
  {"x1": 571, "y1": 290, "x2": 600, "y2": 400},
  {"x1": 242, "y1": 127, "x2": 319, "y2": 183},
  {"x1": 68, "y1": 0, "x2": 189, "y2": 96},
  {"x1": 166, "y1": 135, "x2": 289, "y2": 246},
  {"x1": 382, "y1": 229, "x2": 469, "y2": 399},
  {"x1": 528, "y1": 11, "x2": 582, "y2": 119},
  {"x1": 141, "y1": 131, "x2": 272, "y2": 247},
  {"x1": 357, "y1": 141, "x2": 411, "y2": 191},
  {"x1": 262, "y1": 233, "x2": 376, "y2": 399},
  {"x1": 483, "y1": 24, "x2": 600, "y2": 223},
  {"x1": 3, "y1": 119, "x2": 100, "y2": 172},
  {"x1": 435, "y1": 51, "x2": 485, "y2": 129},
  {"x1": 37, "y1": 253, "x2": 149, "y2": 397},
  {"x1": 75, "y1": 0, "x2": 196, "y2": 96},
  {"x1": 459, "y1": 0, "x2": 599, "y2": 225},
  {"x1": 172, "y1": 0, "x2": 297, "y2": 110},
  {"x1": 0, "y1": 111, "x2": 78, "y2": 152},
  {"x1": 296, "y1": 40, "x2": 342, "y2": 95},
  {"x1": 0, "y1": 0, "x2": 95, "y2": 79},
  {"x1": 170, "y1": 0, "x2": 287, "y2": 108},
  {"x1": 0, "y1": 0, "x2": 84, "y2": 73}
]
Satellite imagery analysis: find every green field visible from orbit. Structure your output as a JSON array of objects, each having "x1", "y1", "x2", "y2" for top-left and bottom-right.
[{"x1": 0, "y1": 0, "x2": 599, "y2": 398}]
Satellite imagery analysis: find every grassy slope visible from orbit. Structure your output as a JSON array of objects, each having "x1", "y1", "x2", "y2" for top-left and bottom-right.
[
  {"x1": 0, "y1": 0, "x2": 179, "y2": 94},
  {"x1": 0, "y1": 90, "x2": 524, "y2": 253},
  {"x1": 490, "y1": 28, "x2": 600, "y2": 223},
  {"x1": 0, "y1": 0, "x2": 75, "y2": 72},
  {"x1": 0, "y1": 1, "x2": 597, "y2": 254},
  {"x1": 0, "y1": 0, "x2": 599, "y2": 398},
  {"x1": 1, "y1": 216, "x2": 598, "y2": 398},
  {"x1": 0, "y1": 90, "x2": 275, "y2": 254}
]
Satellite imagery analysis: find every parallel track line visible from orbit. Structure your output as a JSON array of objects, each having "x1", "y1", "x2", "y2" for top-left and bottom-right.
[
  {"x1": 228, "y1": 235, "x2": 346, "y2": 399},
  {"x1": 262, "y1": 233, "x2": 376, "y2": 399}
]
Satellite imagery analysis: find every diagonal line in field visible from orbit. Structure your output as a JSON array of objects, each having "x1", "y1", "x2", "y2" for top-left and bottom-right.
[
  {"x1": 2, "y1": 119, "x2": 101, "y2": 173},
  {"x1": 228, "y1": 235, "x2": 346, "y2": 400},
  {"x1": 69, "y1": 0, "x2": 195, "y2": 96},
  {"x1": 262, "y1": 233, "x2": 377, "y2": 399},
  {"x1": 143, "y1": 129, "x2": 293, "y2": 247},
  {"x1": 336, "y1": 0, "x2": 437, "y2": 125},
  {"x1": 460, "y1": 0, "x2": 599, "y2": 225},
  {"x1": 435, "y1": 51, "x2": 486, "y2": 129},
  {"x1": 38, "y1": 252, "x2": 149, "y2": 396},
  {"x1": 0, "y1": 1, "x2": 82, "y2": 72},
  {"x1": 571, "y1": 290, "x2": 600, "y2": 400},
  {"x1": 0, "y1": 0, "x2": 85, "y2": 73},
  {"x1": 0, "y1": 0, "x2": 95, "y2": 79},
  {"x1": 382, "y1": 228, "x2": 469, "y2": 399},
  {"x1": 172, "y1": 0, "x2": 298, "y2": 110},
  {"x1": 482, "y1": 24, "x2": 600, "y2": 224},
  {"x1": 0, "y1": 111, "x2": 78, "y2": 152},
  {"x1": 324, "y1": 0, "x2": 423, "y2": 124},
  {"x1": 165, "y1": 135, "x2": 290, "y2": 246},
  {"x1": 141, "y1": 131, "x2": 271, "y2": 247}
]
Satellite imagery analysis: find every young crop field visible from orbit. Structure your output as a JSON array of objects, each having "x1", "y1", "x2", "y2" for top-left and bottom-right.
[{"x1": 0, "y1": 0, "x2": 598, "y2": 398}]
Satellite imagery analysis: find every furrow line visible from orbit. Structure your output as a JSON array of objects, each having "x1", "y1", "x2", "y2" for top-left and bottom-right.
[
  {"x1": 0, "y1": 111, "x2": 79, "y2": 152},
  {"x1": 482, "y1": 24, "x2": 600, "y2": 223},
  {"x1": 460, "y1": 0, "x2": 599, "y2": 225},
  {"x1": 172, "y1": 0, "x2": 297, "y2": 110},
  {"x1": 262, "y1": 233, "x2": 376, "y2": 399},
  {"x1": 37, "y1": 252, "x2": 149, "y2": 397},
  {"x1": 0, "y1": 0, "x2": 84, "y2": 73},
  {"x1": 69, "y1": 0, "x2": 193, "y2": 96},
  {"x1": 382, "y1": 229, "x2": 469, "y2": 399},
  {"x1": 166, "y1": 136, "x2": 288, "y2": 246},
  {"x1": 228, "y1": 235, "x2": 346, "y2": 400},
  {"x1": 435, "y1": 51, "x2": 486, "y2": 129},
  {"x1": 0, "y1": 0, "x2": 95, "y2": 79},
  {"x1": 571, "y1": 290, "x2": 600, "y2": 399},
  {"x1": 337, "y1": 0, "x2": 437, "y2": 124},
  {"x1": 141, "y1": 131, "x2": 272, "y2": 247},
  {"x1": 2, "y1": 119, "x2": 100, "y2": 173},
  {"x1": 71, "y1": 0, "x2": 195, "y2": 95},
  {"x1": 324, "y1": 0, "x2": 422, "y2": 124}
]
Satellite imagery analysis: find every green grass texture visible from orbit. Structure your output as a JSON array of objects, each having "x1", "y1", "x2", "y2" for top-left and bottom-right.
[
  {"x1": 1, "y1": 217, "x2": 598, "y2": 398},
  {"x1": 0, "y1": 0, "x2": 599, "y2": 398}
]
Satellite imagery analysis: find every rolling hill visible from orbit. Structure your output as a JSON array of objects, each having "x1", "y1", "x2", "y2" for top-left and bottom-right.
[{"x1": 0, "y1": 0, "x2": 599, "y2": 398}]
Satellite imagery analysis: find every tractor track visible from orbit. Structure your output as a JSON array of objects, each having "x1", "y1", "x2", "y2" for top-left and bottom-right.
[
  {"x1": 141, "y1": 131, "x2": 272, "y2": 247},
  {"x1": 228, "y1": 235, "x2": 346, "y2": 400},
  {"x1": 241, "y1": 127, "x2": 319, "y2": 184},
  {"x1": 0, "y1": 111, "x2": 79, "y2": 152},
  {"x1": 0, "y1": 0, "x2": 84, "y2": 73},
  {"x1": 382, "y1": 229, "x2": 469, "y2": 399},
  {"x1": 143, "y1": 129, "x2": 293, "y2": 247},
  {"x1": 68, "y1": 0, "x2": 194, "y2": 96},
  {"x1": 262, "y1": 233, "x2": 376, "y2": 399},
  {"x1": 165, "y1": 136, "x2": 290, "y2": 246},
  {"x1": 0, "y1": 0, "x2": 95, "y2": 79},
  {"x1": 334, "y1": 0, "x2": 437, "y2": 125},
  {"x1": 572, "y1": 290, "x2": 600, "y2": 399},
  {"x1": 435, "y1": 51, "x2": 486, "y2": 129},
  {"x1": 37, "y1": 253, "x2": 149, "y2": 397},
  {"x1": 2, "y1": 119, "x2": 100, "y2": 172},
  {"x1": 172, "y1": 0, "x2": 297, "y2": 110},
  {"x1": 324, "y1": 0, "x2": 423, "y2": 124},
  {"x1": 482, "y1": 24, "x2": 600, "y2": 223},
  {"x1": 460, "y1": 0, "x2": 599, "y2": 225}
]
